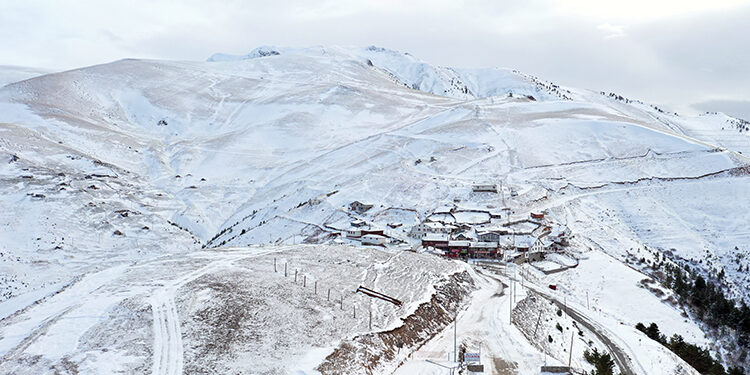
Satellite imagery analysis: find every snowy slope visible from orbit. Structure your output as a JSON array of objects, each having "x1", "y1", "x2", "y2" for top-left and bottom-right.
[
  {"x1": 0, "y1": 65, "x2": 51, "y2": 87},
  {"x1": 0, "y1": 45, "x2": 749, "y2": 374},
  {"x1": 0, "y1": 245, "x2": 467, "y2": 374},
  {"x1": 208, "y1": 45, "x2": 563, "y2": 100}
]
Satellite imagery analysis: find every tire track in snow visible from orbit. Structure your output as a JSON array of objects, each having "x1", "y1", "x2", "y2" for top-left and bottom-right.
[
  {"x1": 151, "y1": 288, "x2": 183, "y2": 375},
  {"x1": 149, "y1": 248, "x2": 280, "y2": 375}
]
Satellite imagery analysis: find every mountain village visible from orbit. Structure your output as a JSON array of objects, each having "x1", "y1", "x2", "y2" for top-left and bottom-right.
[{"x1": 339, "y1": 183, "x2": 576, "y2": 272}]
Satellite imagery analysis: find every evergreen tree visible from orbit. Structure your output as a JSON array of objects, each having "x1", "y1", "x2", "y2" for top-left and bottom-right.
[{"x1": 584, "y1": 348, "x2": 616, "y2": 375}]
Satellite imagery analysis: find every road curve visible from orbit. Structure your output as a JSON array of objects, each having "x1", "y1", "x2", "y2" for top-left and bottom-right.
[
  {"x1": 476, "y1": 264, "x2": 639, "y2": 375},
  {"x1": 549, "y1": 297, "x2": 637, "y2": 375}
]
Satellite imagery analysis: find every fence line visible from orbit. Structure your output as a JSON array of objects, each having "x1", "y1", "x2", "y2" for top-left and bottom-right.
[{"x1": 272, "y1": 257, "x2": 382, "y2": 326}]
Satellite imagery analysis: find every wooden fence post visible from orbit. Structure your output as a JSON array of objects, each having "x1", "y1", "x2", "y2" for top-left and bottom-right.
[
  {"x1": 295, "y1": 269, "x2": 298, "y2": 283},
  {"x1": 303, "y1": 275, "x2": 306, "y2": 287},
  {"x1": 314, "y1": 281, "x2": 317, "y2": 294},
  {"x1": 327, "y1": 289, "x2": 331, "y2": 301},
  {"x1": 284, "y1": 263, "x2": 287, "y2": 277}
]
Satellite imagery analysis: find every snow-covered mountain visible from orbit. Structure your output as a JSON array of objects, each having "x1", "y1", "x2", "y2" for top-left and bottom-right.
[
  {"x1": 0, "y1": 65, "x2": 52, "y2": 87},
  {"x1": 1, "y1": 45, "x2": 749, "y2": 374}
]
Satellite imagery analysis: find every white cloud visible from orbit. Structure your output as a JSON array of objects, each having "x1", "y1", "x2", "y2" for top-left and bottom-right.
[
  {"x1": 596, "y1": 23, "x2": 626, "y2": 39},
  {"x1": 552, "y1": 0, "x2": 750, "y2": 21}
]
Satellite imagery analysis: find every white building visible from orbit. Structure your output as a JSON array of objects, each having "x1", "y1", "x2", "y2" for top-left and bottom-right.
[
  {"x1": 549, "y1": 225, "x2": 572, "y2": 245},
  {"x1": 422, "y1": 233, "x2": 450, "y2": 242},
  {"x1": 476, "y1": 229, "x2": 510, "y2": 242},
  {"x1": 409, "y1": 221, "x2": 453, "y2": 238},
  {"x1": 515, "y1": 235, "x2": 537, "y2": 251},
  {"x1": 362, "y1": 234, "x2": 388, "y2": 245},
  {"x1": 531, "y1": 238, "x2": 546, "y2": 253},
  {"x1": 346, "y1": 229, "x2": 362, "y2": 238},
  {"x1": 351, "y1": 219, "x2": 367, "y2": 227}
]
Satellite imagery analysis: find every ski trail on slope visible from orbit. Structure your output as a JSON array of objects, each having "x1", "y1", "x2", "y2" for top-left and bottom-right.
[{"x1": 150, "y1": 248, "x2": 279, "y2": 375}]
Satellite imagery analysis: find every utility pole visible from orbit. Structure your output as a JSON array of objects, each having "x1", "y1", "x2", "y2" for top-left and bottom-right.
[
  {"x1": 454, "y1": 308, "x2": 458, "y2": 363},
  {"x1": 568, "y1": 331, "x2": 574, "y2": 367},
  {"x1": 508, "y1": 280, "x2": 513, "y2": 324},
  {"x1": 533, "y1": 309, "x2": 543, "y2": 338},
  {"x1": 513, "y1": 267, "x2": 517, "y2": 304},
  {"x1": 501, "y1": 180, "x2": 505, "y2": 209}
]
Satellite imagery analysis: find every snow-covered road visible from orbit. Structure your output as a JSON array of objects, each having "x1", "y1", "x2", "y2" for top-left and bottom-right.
[{"x1": 395, "y1": 264, "x2": 547, "y2": 374}]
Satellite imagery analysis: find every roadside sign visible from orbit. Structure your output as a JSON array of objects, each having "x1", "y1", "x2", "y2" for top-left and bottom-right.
[{"x1": 465, "y1": 352, "x2": 480, "y2": 362}]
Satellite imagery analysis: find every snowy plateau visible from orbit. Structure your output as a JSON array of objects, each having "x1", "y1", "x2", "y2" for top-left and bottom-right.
[{"x1": 0, "y1": 45, "x2": 749, "y2": 374}]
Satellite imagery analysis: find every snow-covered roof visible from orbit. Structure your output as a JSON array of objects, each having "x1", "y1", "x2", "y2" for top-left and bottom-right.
[
  {"x1": 434, "y1": 206, "x2": 453, "y2": 214},
  {"x1": 477, "y1": 227, "x2": 510, "y2": 235},
  {"x1": 419, "y1": 221, "x2": 446, "y2": 228},
  {"x1": 454, "y1": 231, "x2": 476, "y2": 239},
  {"x1": 350, "y1": 200, "x2": 373, "y2": 205},
  {"x1": 470, "y1": 242, "x2": 498, "y2": 248},
  {"x1": 496, "y1": 236, "x2": 514, "y2": 246},
  {"x1": 515, "y1": 236, "x2": 537, "y2": 247},
  {"x1": 550, "y1": 225, "x2": 570, "y2": 237},
  {"x1": 422, "y1": 233, "x2": 449, "y2": 241}
]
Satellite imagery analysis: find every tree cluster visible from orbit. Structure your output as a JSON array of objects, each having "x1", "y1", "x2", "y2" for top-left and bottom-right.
[
  {"x1": 635, "y1": 322, "x2": 744, "y2": 375},
  {"x1": 663, "y1": 263, "x2": 750, "y2": 347}
]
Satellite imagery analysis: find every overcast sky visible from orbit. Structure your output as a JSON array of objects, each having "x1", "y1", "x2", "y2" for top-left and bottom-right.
[{"x1": 1, "y1": 0, "x2": 749, "y2": 118}]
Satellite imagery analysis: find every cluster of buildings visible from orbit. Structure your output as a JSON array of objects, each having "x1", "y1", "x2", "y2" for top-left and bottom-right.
[
  {"x1": 342, "y1": 201, "x2": 393, "y2": 246},
  {"x1": 410, "y1": 208, "x2": 571, "y2": 260},
  {"x1": 338, "y1": 191, "x2": 573, "y2": 261}
]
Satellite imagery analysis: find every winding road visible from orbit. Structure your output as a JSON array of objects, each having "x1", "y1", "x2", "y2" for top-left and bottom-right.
[
  {"x1": 548, "y1": 296, "x2": 637, "y2": 375},
  {"x1": 478, "y1": 264, "x2": 640, "y2": 375}
]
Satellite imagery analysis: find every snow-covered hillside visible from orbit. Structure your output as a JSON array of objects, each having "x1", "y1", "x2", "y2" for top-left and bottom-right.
[
  {"x1": 0, "y1": 65, "x2": 51, "y2": 87},
  {"x1": 0, "y1": 245, "x2": 470, "y2": 374},
  {"x1": 0, "y1": 45, "x2": 749, "y2": 374}
]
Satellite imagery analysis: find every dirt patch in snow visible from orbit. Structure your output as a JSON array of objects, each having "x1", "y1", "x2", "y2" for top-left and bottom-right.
[{"x1": 492, "y1": 357, "x2": 519, "y2": 375}]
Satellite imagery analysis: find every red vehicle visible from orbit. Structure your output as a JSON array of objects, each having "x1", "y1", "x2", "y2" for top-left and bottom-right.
[{"x1": 548, "y1": 284, "x2": 557, "y2": 290}]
